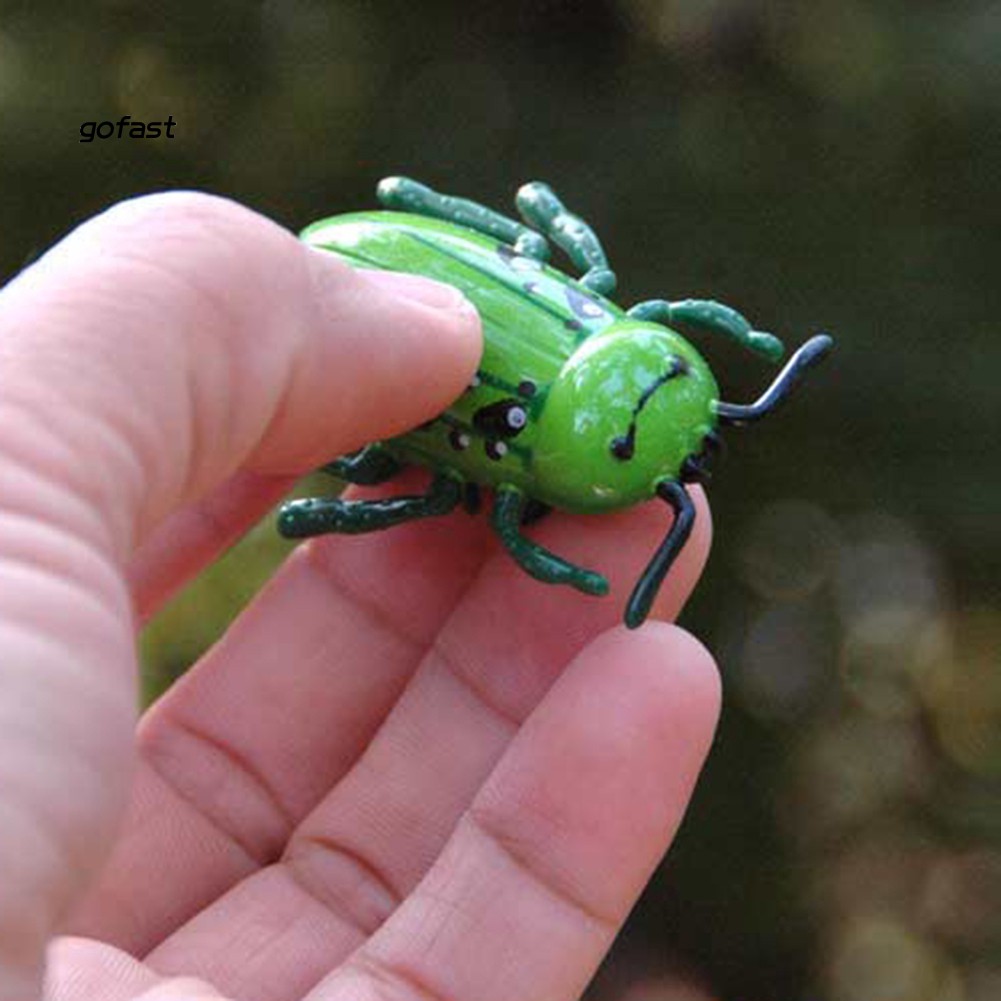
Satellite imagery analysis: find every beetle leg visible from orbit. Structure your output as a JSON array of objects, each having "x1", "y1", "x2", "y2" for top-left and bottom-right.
[
  {"x1": 627, "y1": 299, "x2": 785, "y2": 362},
  {"x1": 490, "y1": 486, "x2": 608, "y2": 596},
  {"x1": 462, "y1": 482, "x2": 482, "y2": 515},
  {"x1": 520, "y1": 498, "x2": 552, "y2": 526},
  {"x1": 322, "y1": 444, "x2": 402, "y2": 485},
  {"x1": 376, "y1": 177, "x2": 549, "y2": 261},
  {"x1": 278, "y1": 471, "x2": 462, "y2": 538},
  {"x1": 515, "y1": 182, "x2": 616, "y2": 296},
  {"x1": 624, "y1": 480, "x2": 696, "y2": 629}
]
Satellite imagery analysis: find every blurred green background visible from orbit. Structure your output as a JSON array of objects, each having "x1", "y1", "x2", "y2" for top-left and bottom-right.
[{"x1": 1, "y1": 1, "x2": 998, "y2": 999}]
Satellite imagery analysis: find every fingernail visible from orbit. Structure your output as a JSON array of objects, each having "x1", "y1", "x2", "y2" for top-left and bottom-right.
[{"x1": 361, "y1": 268, "x2": 475, "y2": 313}]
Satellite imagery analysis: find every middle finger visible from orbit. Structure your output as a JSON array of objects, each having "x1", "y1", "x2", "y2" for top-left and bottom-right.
[{"x1": 143, "y1": 492, "x2": 711, "y2": 1001}]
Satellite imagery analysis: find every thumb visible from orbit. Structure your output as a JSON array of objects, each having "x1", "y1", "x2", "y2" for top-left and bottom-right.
[{"x1": 0, "y1": 192, "x2": 480, "y2": 997}]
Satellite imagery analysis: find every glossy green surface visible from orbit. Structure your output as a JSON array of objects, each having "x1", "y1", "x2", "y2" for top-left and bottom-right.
[
  {"x1": 533, "y1": 325, "x2": 717, "y2": 510},
  {"x1": 301, "y1": 211, "x2": 717, "y2": 513}
]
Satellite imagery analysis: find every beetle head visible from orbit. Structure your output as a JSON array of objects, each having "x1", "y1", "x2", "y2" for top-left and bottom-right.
[{"x1": 532, "y1": 323, "x2": 718, "y2": 512}]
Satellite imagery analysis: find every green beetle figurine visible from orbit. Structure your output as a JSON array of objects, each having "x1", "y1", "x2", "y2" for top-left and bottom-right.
[{"x1": 278, "y1": 177, "x2": 833, "y2": 628}]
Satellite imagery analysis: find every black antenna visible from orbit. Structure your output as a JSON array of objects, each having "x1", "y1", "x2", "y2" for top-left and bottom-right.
[{"x1": 715, "y1": 334, "x2": 834, "y2": 426}]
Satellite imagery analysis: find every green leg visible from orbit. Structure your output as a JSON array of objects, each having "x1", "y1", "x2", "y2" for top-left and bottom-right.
[
  {"x1": 377, "y1": 177, "x2": 549, "y2": 261},
  {"x1": 278, "y1": 471, "x2": 462, "y2": 538},
  {"x1": 322, "y1": 444, "x2": 402, "y2": 485},
  {"x1": 515, "y1": 182, "x2": 616, "y2": 296},
  {"x1": 627, "y1": 299, "x2": 785, "y2": 361},
  {"x1": 490, "y1": 486, "x2": 608, "y2": 596}
]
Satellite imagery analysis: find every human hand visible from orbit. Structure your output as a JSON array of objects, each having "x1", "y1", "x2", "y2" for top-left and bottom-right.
[{"x1": 0, "y1": 194, "x2": 720, "y2": 1001}]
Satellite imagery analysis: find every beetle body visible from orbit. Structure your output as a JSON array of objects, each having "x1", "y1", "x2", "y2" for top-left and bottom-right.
[
  {"x1": 300, "y1": 211, "x2": 718, "y2": 514},
  {"x1": 280, "y1": 178, "x2": 833, "y2": 628}
]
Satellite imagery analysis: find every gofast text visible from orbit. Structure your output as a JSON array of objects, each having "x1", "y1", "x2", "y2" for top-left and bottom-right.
[{"x1": 80, "y1": 116, "x2": 177, "y2": 143}]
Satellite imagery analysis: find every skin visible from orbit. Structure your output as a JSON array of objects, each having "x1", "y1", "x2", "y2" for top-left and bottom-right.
[{"x1": 0, "y1": 193, "x2": 720, "y2": 1001}]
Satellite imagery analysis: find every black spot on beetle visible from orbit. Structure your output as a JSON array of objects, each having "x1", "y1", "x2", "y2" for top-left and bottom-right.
[
  {"x1": 497, "y1": 244, "x2": 542, "y2": 272},
  {"x1": 565, "y1": 285, "x2": 607, "y2": 322},
  {"x1": 473, "y1": 399, "x2": 528, "y2": 439},
  {"x1": 448, "y1": 429, "x2": 471, "y2": 451},
  {"x1": 680, "y1": 454, "x2": 711, "y2": 485},
  {"x1": 610, "y1": 435, "x2": 634, "y2": 460},
  {"x1": 517, "y1": 380, "x2": 537, "y2": 398},
  {"x1": 485, "y1": 439, "x2": 509, "y2": 461}
]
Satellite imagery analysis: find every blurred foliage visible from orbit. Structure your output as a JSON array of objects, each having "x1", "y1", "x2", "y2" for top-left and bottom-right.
[{"x1": 1, "y1": 1, "x2": 999, "y2": 999}]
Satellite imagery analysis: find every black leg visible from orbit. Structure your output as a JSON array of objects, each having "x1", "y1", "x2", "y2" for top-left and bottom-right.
[
  {"x1": 462, "y1": 482, "x2": 483, "y2": 515},
  {"x1": 322, "y1": 444, "x2": 402, "y2": 485},
  {"x1": 624, "y1": 480, "x2": 695, "y2": 629},
  {"x1": 520, "y1": 498, "x2": 552, "y2": 525}
]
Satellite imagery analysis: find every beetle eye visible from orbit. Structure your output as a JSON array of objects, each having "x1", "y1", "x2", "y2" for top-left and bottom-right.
[
  {"x1": 610, "y1": 435, "x2": 634, "y2": 460},
  {"x1": 608, "y1": 355, "x2": 689, "y2": 464}
]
